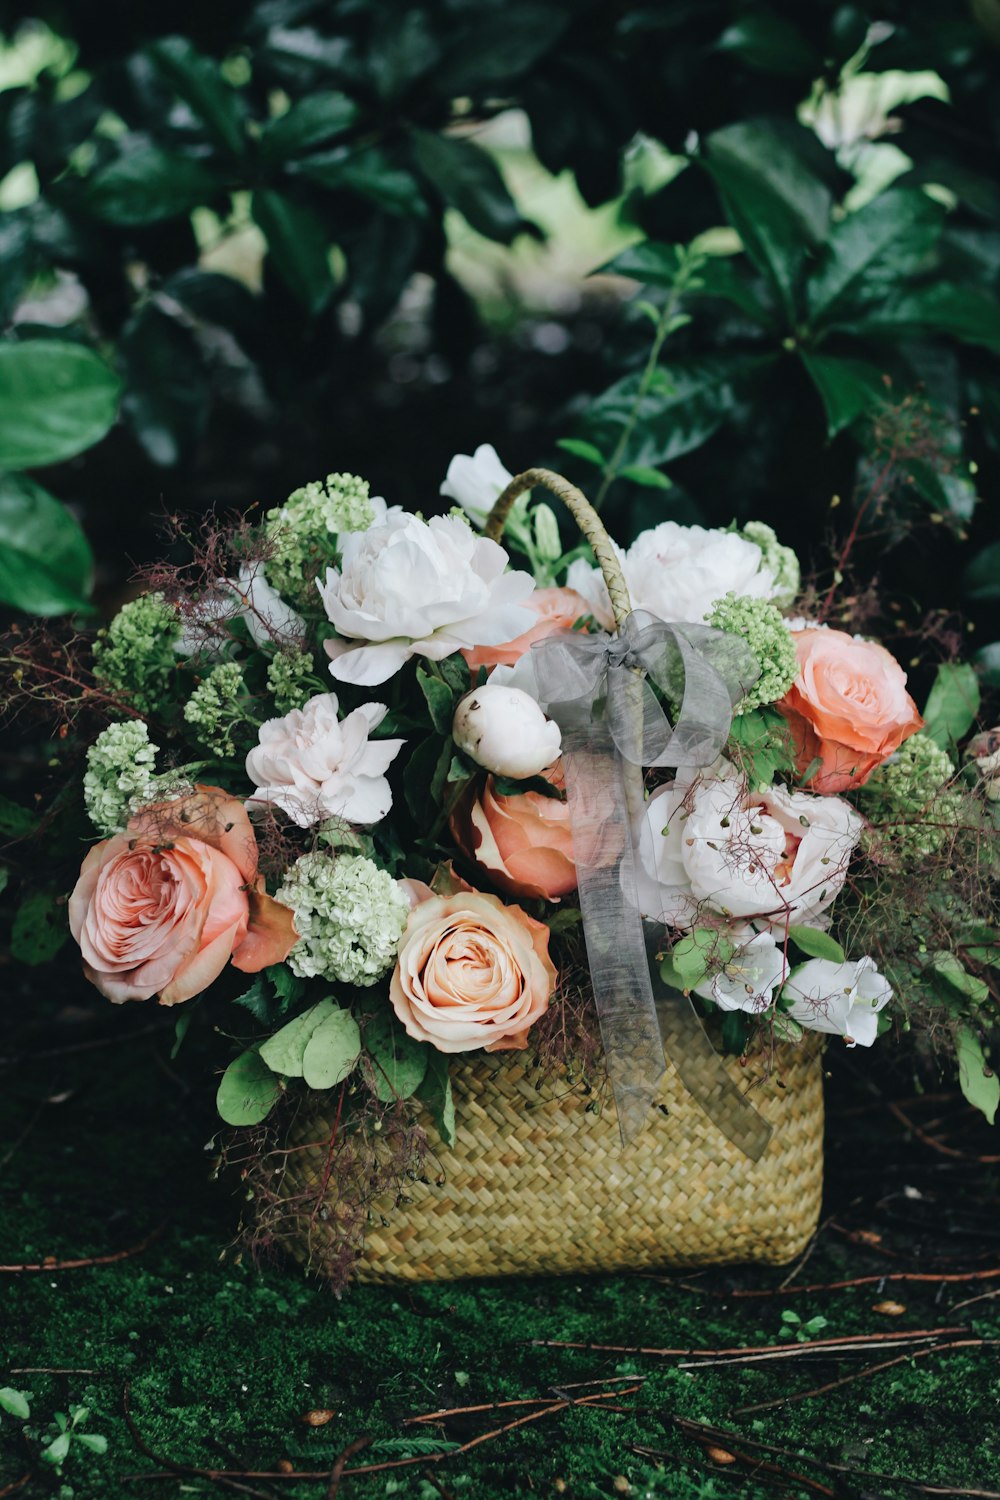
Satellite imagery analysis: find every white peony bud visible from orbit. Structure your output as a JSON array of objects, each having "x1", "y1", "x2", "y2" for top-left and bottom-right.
[
  {"x1": 533, "y1": 503, "x2": 562, "y2": 562},
  {"x1": 452, "y1": 684, "x2": 561, "y2": 780}
]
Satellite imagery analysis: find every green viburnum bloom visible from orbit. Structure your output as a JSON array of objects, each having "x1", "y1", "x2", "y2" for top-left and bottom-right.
[
  {"x1": 275, "y1": 852, "x2": 410, "y2": 986},
  {"x1": 83, "y1": 720, "x2": 159, "y2": 835},
  {"x1": 861, "y1": 732, "x2": 966, "y2": 859},
  {"x1": 91, "y1": 593, "x2": 180, "y2": 715},
  {"x1": 264, "y1": 472, "x2": 375, "y2": 606},
  {"x1": 706, "y1": 593, "x2": 798, "y2": 711},
  {"x1": 266, "y1": 648, "x2": 317, "y2": 715},
  {"x1": 182, "y1": 662, "x2": 247, "y2": 757},
  {"x1": 741, "y1": 521, "x2": 800, "y2": 606}
]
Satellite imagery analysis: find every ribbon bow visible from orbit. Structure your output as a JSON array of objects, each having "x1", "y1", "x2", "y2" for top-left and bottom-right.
[{"x1": 530, "y1": 610, "x2": 773, "y2": 1158}]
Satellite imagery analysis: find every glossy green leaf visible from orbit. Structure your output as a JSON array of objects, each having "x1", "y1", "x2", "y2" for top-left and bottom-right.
[
  {"x1": 149, "y1": 36, "x2": 246, "y2": 158},
  {"x1": 216, "y1": 1049, "x2": 282, "y2": 1126},
  {"x1": 301, "y1": 1007, "x2": 362, "y2": 1090},
  {"x1": 902, "y1": 458, "x2": 977, "y2": 523},
  {"x1": 0, "y1": 1389, "x2": 30, "y2": 1420},
  {"x1": 956, "y1": 1028, "x2": 999, "y2": 1126},
  {"x1": 922, "y1": 662, "x2": 981, "y2": 750},
  {"x1": 259, "y1": 998, "x2": 337, "y2": 1077},
  {"x1": 599, "y1": 241, "x2": 684, "y2": 286},
  {"x1": 807, "y1": 188, "x2": 944, "y2": 325},
  {"x1": 416, "y1": 666, "x2": 456, "y2": 735},
  {"x1": 0, "y1": 473, "x2": 93, "y2": 615},
  {"x1": 964, "y1": 541, "x2": 1000, "y2": 602},
  {"x1": 799, "y1": 352, "x2": 888, "y2": 438},
  {"x1": 931, "y1": 952, "x2": 989, "y2": 1006},
  {"x1": 251, "y1": 190, "x2": 334, "y2": 316},
  {"x1": 83, "y1": 144, "x2": 218, "y2": 225},
  {"x1": 714, "y1": 12, "x2": 820, "y2": 76},
  {"x1": 850, "y1": 283, "x2": 1000, "y2": 352},
  {"x1": 43, "y1": 1431, "x2": 71, "y2": 1467},
  {"x1": 412, "y1": 130, "x2": 523, "y2": 244},
  {"x1": 0, "y1": 341, "x2": 120, "y2": 468},
  {"x1": 556, "y1": 437, "x2": 605, "y2": 467},
  {"x1": 0, "y1": 796, "x2": 36, "y2": 838},
  {"x1": 432, "y1": 7, "x2": 571, "y2": 94},
  {"x1": 260, "y1": 91, "x2": 358, "y2": 161},
  {"x1": 121, "y1": 303, "x2": 210, "y2": 467},
  {"x1": 363, "y1": 1010, "x2": 429, "y2": 1102},
  {"x1": 416, "y1": 1050, "x2": 456, "y2": 1146},
  {"x1": 786, "y1": 925, "x2": 846, "y2": 964},
  {"x1": 291, "y1": 146, "x2": 427, "y2": 217},
  {"x1": 619, "y1": 464, "x2": 672, "y2": 490},
  {"x1": 10, "y1": 891, "x2": 68, "y2": 965}
]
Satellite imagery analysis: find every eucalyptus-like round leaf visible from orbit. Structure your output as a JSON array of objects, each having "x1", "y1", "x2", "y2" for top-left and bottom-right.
[
  {"x1": 302, "y1": 1007, "x2": 362, "y2": 1090},
  {"x1": 363, "y1": 1010, "x2": 429, "y2": 1102},
  {"x1": 216, "y1": 1050, "x2": 281, "y2": 1127},
  {"x1": 259, "y1": 997, "x2": 336, "y2": 1078}
]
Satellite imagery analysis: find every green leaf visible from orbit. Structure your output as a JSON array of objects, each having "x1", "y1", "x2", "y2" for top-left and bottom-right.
[
  {"x1": 416, "y1": 1050, "x2": 456, "y2": 1146},
  {"x1": 260, "y1": 92, "x2": 358, "y2": 162},
  {"x1": 292, "y1": 146, "x2": 427, "y2": 217},
  {"x1": 964, "y1": 542, "x2": 1000, "y2": 602},
  {"x1": 149, "y1": 36, "x2": 246, "y2": 158},
  {"x1": 170, "y1": 1009, "x2": 193, "y2": 1061},
  {"x1": 404, "y1": 734, "x2": 451, "y2": 827},
  {"x1": 76, "y1": 1432, "x2": 108, "y2": 1455},
  {"x1": 850, "y1": 283, "x2": 1000, "y2": 353},
  {"x1": 807, "y1": 188, "x2": 944, "y2": 326},
  {"x1": 671, "y1": 928, "x2": 734, "y2": 989},
  {"x1": 956, "y1": 1028, "x2": 1000, "y2": 1126},
  {"x1": 43, "y1": 1431, "x2": 71, "y2": 1466},
  {"x1": 251, "y1": 190, "x2": 333, "y2": 317},
  {"x1": 786, "y1": 925, "x2": 846, "y2": 964},
  {"x1": 232, "y1": 975, "x2": 273, "y2": 1024},
  {"x1": 599, "y1": 241, "x2": 684, "y2": 286},
  {"x1": 702, "y1": 121, "x2": 831, "y2": 320},
  {"x1": 0, "y1": 341, "x2": 121, "y2": 469},
  {"x1": 411, "y1": 130, "x2": 523, "y2": 244},
  {"x1": 301, "y1": 1006, "x2": 362, "y2": 1090},
  {"x1": 416, "y1": 667, "x2": 456, "y2": 735},
  {"x1": 363, "y1": 1009, "x2": 429, "y2": 1102},
  {"x1": 922, "y1": 662, "x2": 981, "y2": 750},
  {"x1": 268, "y1": 964, "x2": 306, "y2": 1015},
  {"x1": 728, "y1": 707, "x2": 796, "y2": 790},
  {"x1": 974, "y1": 642, "x2": 1000, "y2": 688},
  {"x1": 0, "y1": 796, "x2": 36, "y2": 838},
  {"x1": 83, "y1": 144, "x2": 218, "y2": 226},
  {"x1": 902, "y1": 458, "x2": 977, "y2": 524},
  {"x1": 120, "y1": 303, "x2": 209, "y2": 468},
  {"x1": 259, "y1": 998, "x2": 337, "y2": 1077},
  {"x1": 216, "y1": 1049, "x2": 282, "y2": 1126},
  {"x1": 0, "y1": 1389, "x2": 30, "y2": 1420},
  {"x1": 431, "y1": 6, "x2": 570, "y2": 95},
  {"x1": 11, "y1": 891, "x2": 68, "y2": 965},
  {"x1": 555, "y1": 437, "x2": 606, "y2": 467},
  {"x1": 799, "y1": 353, "x2": 888, "y2": 439},
  {"x1": 0, "y1": 473, "x2": 94, "y2": 615},
  {"x1": 619, "y1": 464, "x2": 672, "y2": 490},
  {"x1": 931, "y1": 952, "x2": 990, "y2": 1007},
  {"x1": 714, "y1": 12, "x2": 820, "y2": 76}
]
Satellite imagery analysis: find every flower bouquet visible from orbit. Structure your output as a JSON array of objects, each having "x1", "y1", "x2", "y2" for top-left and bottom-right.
[{"x1": 12, "y1": 447, "x2": 998, "y2": 1289}]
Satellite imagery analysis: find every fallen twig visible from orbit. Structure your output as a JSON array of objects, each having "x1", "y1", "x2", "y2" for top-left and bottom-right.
[
  {"x1": 0, "y1": 1223, "x2": 166, "y2": 1274},
  {"x1": 531, "y1": 1326, "x2": 967, "y2": 1361},
  {"x1": 0, "y1": 1475, "x2": 30, "y2": 1499},
  {"x1": 326, "y1": 1436, "x2": 372, "y2": 1499}
]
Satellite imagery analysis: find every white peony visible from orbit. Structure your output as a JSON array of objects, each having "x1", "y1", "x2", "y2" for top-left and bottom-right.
[
  {"x1": 782, "y1": 956, "x2": 892, "y2": 1047},
  {"x1": 636, "y1": 766, "x2": 863, "y2": 931},
  {"x1": 452, "y1": 684, "x2": 562, "y2": 779},
  {"x1": 319, "y1": 510, "x2": 535, "y2": 687},
  {"x1": 566, "y1": 520, "x2": 780, "y2": 628},
  {"x1": 245, "y1": 692, "x2": 404, "y2": 828},
  {"x1": 693, "y1": 930, "x2": 789, "y2": 1014},
  {"x1": 440, "y1": 443, "x2": 514, "y2": 528}
]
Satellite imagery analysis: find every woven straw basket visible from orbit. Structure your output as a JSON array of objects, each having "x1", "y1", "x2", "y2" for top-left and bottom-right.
[
  {"x1": 280, "y1": 1043, "x2": 824, "y2": 1282},
  {"x1": 273, "y1": 469, "x2": 826, "y2": 1282}
]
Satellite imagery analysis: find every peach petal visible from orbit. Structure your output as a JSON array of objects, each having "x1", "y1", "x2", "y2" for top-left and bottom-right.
[
  {"x1": 231, "y1": 886, "x2": 298, "y2": 973},
  {"x1": 159, "y1": 919, "x2": 244, "y2": 1007}
]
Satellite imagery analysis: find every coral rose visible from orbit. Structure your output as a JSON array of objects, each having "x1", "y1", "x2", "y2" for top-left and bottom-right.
[
  {"x1": 389, "y1": 890, "x2": 556, "y2": 1053},
  {"x1": 779, "y1": 628, "x2": 923, "y2": 793},
  {"x1": 69, "y1": 785, "x2": 297, "y2": 1005},
  {"x1": 451, "y1": 774, "x2": 577, "y2": 902},
  {"x1": 461, "y1": 586, "x2": 591, "y2": 674}
]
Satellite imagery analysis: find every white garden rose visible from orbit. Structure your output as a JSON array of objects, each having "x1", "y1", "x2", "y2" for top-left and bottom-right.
[
  {"x1": 452, "y1": 684, "x2": 561, "y2": 779},
  {"x1": 636, "y1": 766, "x2": 862, "y2": 931},
  {"x1": 566, "y1": 520, "x2": 781, "y2": 628},
  {"x1": 319, "y1": 511, "x2": 535, "y2": 687},
  {"x1": 440, "y1": 443, "x2": 514, "y2": 528},
  {"x1": 782, "y1": 956, "x2": 892, "y2": 1047},
  {"x1": 693, "y1": 930, "x2": 789, "y2": 1014},
  {"x1": 245, "y1": 692, "x2": 404, "y2": 828}
]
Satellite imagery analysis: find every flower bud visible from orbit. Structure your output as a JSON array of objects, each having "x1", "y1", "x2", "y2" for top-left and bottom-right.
[
  {"x1": 532, "y1": 503, "x2": 562, "y2": 562},
  {"x1": 452, "y1": 685, "x2": 561, "y2": 780}
]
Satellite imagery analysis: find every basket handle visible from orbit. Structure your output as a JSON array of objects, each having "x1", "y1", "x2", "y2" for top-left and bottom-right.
[{"x1": 485, "y1": 468, "x2": 632, "y2": 630}]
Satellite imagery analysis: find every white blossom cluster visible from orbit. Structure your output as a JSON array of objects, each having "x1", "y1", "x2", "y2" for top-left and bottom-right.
[{"x1": 275, "y1": 852, "x2": 410, "y2": 986}]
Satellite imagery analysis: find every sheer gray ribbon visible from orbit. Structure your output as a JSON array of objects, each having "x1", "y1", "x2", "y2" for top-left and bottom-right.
[{"x1": 531, "y1": 610, "x2": 773, "y2": 1158}]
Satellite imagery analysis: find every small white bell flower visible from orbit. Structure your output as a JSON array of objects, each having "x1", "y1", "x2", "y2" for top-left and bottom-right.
[{"x1": 452, "y1": 684, "x2": 561, "y2": 780}]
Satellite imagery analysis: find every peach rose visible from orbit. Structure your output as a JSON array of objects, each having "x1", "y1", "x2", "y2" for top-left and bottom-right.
[
  {"x1": 69, "y1": 785, "x2": 297, "y2": 1005},
  {"x1": 779, "y1": 628, "x2": 923, "y2": 793},
  {"x1": 389, "y1": 890, "x2": 556, "y2": 1053},
  {"x1": 451, "y1": 773, "x2": 576, "y2": 902},
  {"x1": 461, "y1": 586, "x2": 591, "y2": 674}
]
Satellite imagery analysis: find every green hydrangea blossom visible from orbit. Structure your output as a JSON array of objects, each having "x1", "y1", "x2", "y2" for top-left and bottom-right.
[
  {"x1": 182, "y1": 662, "x2": 247, "y2": 757},
  {"x1": 275, "y1": 852, "x2": 410, "y2": 986},
  {"x1": 91, "y1": 593, "x2": 180, "y2": 715},
  {"x1": 706, "y1": 593, "x2": 798, "y2": 711},
  {"x1": 265, "y1": 472, "x2": 375, "y2": 606},
  {"x1": 83, "y1": 720, "x2": 160, "y2": 835},
  {"x1": 861, "y1": 732, "x2": 966, "y2": 859},
  {"x1": 741, "y1": 521, "x2": 800, "y2": 606},
  {"x1": 266, "y1": 648, "x2": 317, "y2": 715}
]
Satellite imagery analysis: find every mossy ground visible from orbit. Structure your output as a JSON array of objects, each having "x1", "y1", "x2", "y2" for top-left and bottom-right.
[{"x1": 1, "y1": 1003, "x2": 998, "y2": 1500}]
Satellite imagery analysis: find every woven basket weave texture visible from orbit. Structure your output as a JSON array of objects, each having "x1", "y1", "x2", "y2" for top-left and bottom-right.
[{"x1": 279, "y1": 1042, "x2": 824, "y2": 1283}]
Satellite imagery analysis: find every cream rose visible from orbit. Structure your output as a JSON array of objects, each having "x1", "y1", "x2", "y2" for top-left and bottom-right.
[
  {"x1": 637, "y1": 767, "x2": 863, "y2": 931},
  {"x1": 389, "y1": 890, "x2": 556, "y2": 1053},
  {"x1": 245, "y1": 692, "x2": 403, "y2": 828},
  {"x1": 68, "y1": 786, "x2": 297, "y2": 1005}
]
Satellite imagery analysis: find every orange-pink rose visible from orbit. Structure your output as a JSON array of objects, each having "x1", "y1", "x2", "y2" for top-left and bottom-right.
[
  {"x1": 450, "y1": 773, "x2": 577, "y2": 902},
  {"x1": 461, "y1": 586, "x2": 591, "y2": 674},
  {"x1": 69, "y1": 785, "x2": 297, "y2": 1005},
  {"x1": 778, "y1": 628, "x2": 923, "y2": 794},
  {"x1": 389, "y1": 890, "x2": 556, "y2": 1053}
]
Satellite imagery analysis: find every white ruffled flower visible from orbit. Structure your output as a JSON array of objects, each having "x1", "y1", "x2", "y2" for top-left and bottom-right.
[
  {"x1": 173, "y1": 563, "x2": 305, "y2": 656},
  {"x1": 452, "y1": 684, "x2": 561, "y2": 779},
  {"x1": 245, "y1": 692, "x2": 403, "y2": 828},
  {"x1": 319, "y1": 510, "x2": 535, "y2": 687},
  {"x1": 440, "y1": 443, "x2": 514, "y2": 528},
  {"x1": 636, "y1": 766, "x2": 863, "y2": 931},
  {"x1": 566, "y1": 520, "x2": 781, "y2": 628},
  {"x1": 782, "y1": 956, "x2": 892, "y2": 1047},
  {"x1": 83, "y1": 720, "x2": 159, "y2": 835},
  {"x1": 693, "y1": 930, "x2": 789, "y2": 1014}
]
